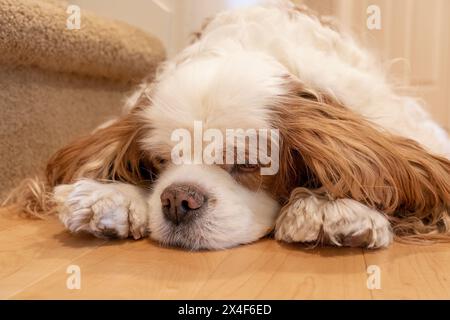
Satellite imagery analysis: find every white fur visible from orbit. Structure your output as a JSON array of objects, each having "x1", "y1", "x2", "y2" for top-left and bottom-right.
[
  {"x1": 55, "y1": 180, "x2": 149, "y2": 240},
  {"x1": 275, "y1": 195, "x2": 393, "y2": 248},
  {"x1": 148, "y1": 164, "x2": 279, "y2": 249},
  {"x1": 139, "y1": 52, "x2": 288, "y2": 153},
  {"x1": 55, "y1": 1, "x2": 449, "y2": 250},
  {"x1": 157, "y1": 1, "x2": 449, "y2": 157}
]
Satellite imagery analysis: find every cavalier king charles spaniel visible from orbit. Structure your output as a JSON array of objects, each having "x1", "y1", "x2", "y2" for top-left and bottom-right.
[{"x1": 41, "y1": 2, "x2": 450, "y2": 250}]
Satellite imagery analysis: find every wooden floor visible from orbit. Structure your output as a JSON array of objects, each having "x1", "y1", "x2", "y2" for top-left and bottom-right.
[{"x1": 1, "y1": 210, "x2": 450, "y2": 299}]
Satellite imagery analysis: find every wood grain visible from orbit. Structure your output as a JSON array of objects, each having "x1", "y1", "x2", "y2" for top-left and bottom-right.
[{"x1": 1, "y1": 213, "x2": 449, "y2": 299}]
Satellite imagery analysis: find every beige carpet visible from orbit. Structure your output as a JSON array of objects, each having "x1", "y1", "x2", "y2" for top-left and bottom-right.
[
  {"x1": 0, "y1": 0, "x2": 165, "y2": 81},
  {"x1": 0, "y1": 0, "x2": 166, "y2": 199}
]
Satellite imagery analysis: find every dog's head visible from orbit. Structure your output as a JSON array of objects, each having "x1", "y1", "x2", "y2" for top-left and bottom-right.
[{"x1": 46, "y1": 51, "x2": 450, "y2": 249}]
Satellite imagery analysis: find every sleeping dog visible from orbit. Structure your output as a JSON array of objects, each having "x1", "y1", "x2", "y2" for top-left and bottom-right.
[{"x1": 46, "y1": 1, "x2": 450, "y2": 249}]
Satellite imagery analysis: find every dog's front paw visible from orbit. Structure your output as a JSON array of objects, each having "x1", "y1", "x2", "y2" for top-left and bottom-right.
[
  {"x1": 54, "y1": 180, "x2": 149, "y2": 240},
  {"x1": 275, "y1": 195, "x2": 393, "y2": 248},
  {"x1": 321, "y1": 199, "x2": 393, "y2": 248},
  {"x1": 274, "y1": 195, "x2": 323, "y2": 243}
]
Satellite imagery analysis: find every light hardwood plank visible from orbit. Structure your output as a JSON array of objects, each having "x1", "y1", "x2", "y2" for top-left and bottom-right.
[
  {"x1": 0, "y1": 213, "x2": 105, "y2": 299},
  {"x1": 363, "y1": 243, "x2": 450, "y2": 299},
  {"x1": 2, "y1": 214, "x2": 450, "y2": 299}
]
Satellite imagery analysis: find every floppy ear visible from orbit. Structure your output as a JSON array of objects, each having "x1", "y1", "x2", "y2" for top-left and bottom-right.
[
  {"x1": 46, "y1": 102, "x2": 155, "y2": 187},
  {"x1": 273, "y1": 79, "x2": 450, "y2": 238},
  {"x1": 2, "y1": 94, "x2": 156, "y2": 218}
]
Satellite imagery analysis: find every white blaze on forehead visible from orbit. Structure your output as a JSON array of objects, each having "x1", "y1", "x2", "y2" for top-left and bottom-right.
[{"x1": 139, "y1": 52, "x2": 288, "y2": 149}]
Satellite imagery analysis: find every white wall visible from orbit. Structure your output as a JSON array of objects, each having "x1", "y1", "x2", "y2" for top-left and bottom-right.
[{"x1": 71, "y1": 0, "x2": 262, "y2": 57}]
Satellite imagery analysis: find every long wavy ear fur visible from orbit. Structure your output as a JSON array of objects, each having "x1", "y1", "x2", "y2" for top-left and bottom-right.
[
  {"x1": 46, "y1": 112, "x2": 153, "y2": 187},
  {"x1": 3, "y1": 97, "x2": 155, "y2": 218},
  {"x1": 273, "y1": 79, "x2": 450, "y2": 242}
]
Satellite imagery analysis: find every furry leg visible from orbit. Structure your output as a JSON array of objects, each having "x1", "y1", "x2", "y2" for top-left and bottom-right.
[
  {"x1": 54, "y1": 179, "x2": 150, "y2": 239},
  {"x1": 275, "y1": 189, "x2": 393, "y2": 248}
]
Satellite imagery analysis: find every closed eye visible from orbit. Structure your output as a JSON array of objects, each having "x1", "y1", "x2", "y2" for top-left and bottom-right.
[
  {"x1": 233, "y1": 164, "x2": 260, "y2": 173},
  {"x1": 217, "y1": 164, "x2": 261, "y2": 175}
]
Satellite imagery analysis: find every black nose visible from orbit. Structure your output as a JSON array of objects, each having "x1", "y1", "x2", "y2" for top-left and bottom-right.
[{"x1": 160, "y1": 184, "x2": 205, "y2": 225}]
